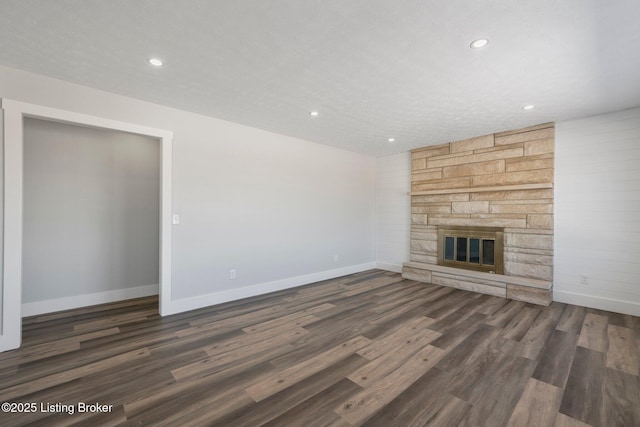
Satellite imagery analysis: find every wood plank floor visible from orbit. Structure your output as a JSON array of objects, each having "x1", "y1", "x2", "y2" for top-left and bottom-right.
[{"x1": 1, "y1": 270, "x2": 639, "y2": 426}]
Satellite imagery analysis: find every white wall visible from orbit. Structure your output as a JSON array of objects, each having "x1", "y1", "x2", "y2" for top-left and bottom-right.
[
  {"x1": 22, "y1": 118, "x2": 160, "y2": 309},
  {"x1": 0, "y1": 65, "x2": 376, "y2": 318},
  {"x1": 375, "y1": 152, "x2": 411, "y2": 272},
  {"x1": 0, "y1": 110, "x2": 3, "y2": 331},
  {"x1": 554, "y1": 107, "x2": 640, "y2": 316}
]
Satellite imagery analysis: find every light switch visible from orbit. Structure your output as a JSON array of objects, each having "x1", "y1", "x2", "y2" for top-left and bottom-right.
[{"x1": 172, "y1": 214, "x2": 180, "y2": 225}]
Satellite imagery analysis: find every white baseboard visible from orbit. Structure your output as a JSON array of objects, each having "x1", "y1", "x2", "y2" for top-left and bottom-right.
[
  {"x1": 164, "y1": 262, "x2": 377, "y2": 315},
  {"x1": 22, "y1": 284, "x2": 159, "y2": 317},
  {"x1": 553, "y1": 290, "x2": 640, "y2": 317},
  {"x1": 21, "y1": 263, "x2": 380, "y2": 318},
  {"x1": 375, "y1": 261, "x2": 403, "y2": 273}
]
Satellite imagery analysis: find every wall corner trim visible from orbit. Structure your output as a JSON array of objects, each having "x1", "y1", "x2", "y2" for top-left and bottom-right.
[{"x1": 375, "y1": 262, "x2": 403, "y2": 273}]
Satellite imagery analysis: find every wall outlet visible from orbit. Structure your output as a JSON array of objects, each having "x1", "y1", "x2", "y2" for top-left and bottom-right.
[
  {"x1": 229, "y1": 269, "x2": 236, "y2": 279},
  {"x1": 334, "y1": 254, "x2": 339, "y2": 262},
  {"x1": 172, "y1": 214, "x2": 180, "y2": 225},
  {"x1": 579, "y1": 274, "x2": 589, "y2": 285}
]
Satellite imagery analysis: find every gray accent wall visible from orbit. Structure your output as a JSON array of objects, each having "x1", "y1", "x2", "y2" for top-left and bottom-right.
[{"x1": 22, "y1": 118, "x2": 160, "y2": 303}]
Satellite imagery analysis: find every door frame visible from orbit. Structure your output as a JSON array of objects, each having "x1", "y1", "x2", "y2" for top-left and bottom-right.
[{"x1": 1, "y1": 99, "x2": 173, "y2": 351}]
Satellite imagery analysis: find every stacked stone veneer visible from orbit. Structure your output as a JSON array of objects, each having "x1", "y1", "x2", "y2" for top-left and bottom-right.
[{"x1": 403, "y1": 123, "x2": 554, "y2": 305}]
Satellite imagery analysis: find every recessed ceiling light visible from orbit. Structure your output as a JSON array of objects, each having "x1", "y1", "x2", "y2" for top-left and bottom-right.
[
  {"x1": 148, "y1": 58, "x2": 164, "y2": 67},
  {"x1": 470, "y1": 38, "x2": 489, "y2": 49},
  {"x1": 388, "y1": 138, "x2": 395, "y2": 143},
  {"x1": 309, "y1": 111, "x2": 319, "y2": 117},
  {"x1": 522, "y1": 104, "x2": 535, "y2": 110}
]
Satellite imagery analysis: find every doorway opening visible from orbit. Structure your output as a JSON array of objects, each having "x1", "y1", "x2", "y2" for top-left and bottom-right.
[{"x1": 1, "y1": 99, "x2": 173, "y2": 351}]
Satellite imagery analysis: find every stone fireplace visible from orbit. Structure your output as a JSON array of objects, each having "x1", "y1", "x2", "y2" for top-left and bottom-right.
[{"x1": 402, "y1": 123, "x2": 554, "y2": 305}]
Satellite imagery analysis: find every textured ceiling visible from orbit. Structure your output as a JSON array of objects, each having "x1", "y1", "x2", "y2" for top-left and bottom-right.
[{"x1": 1, "y1": 0, "x2": 639, "y2": 156}]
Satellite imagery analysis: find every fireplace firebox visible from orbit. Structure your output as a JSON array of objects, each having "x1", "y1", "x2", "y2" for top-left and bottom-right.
[{"x1": 437, "y1": 226, "x2": 504, "y2": 274}]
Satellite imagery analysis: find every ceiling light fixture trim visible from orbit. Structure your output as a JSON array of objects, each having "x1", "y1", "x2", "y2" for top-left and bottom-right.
[
  {"x1": 148, "y1": 58, "x2": 164, "y2": 67},
  {"x1": 470, "y1": 38, "x2": 489, "y2": 49}
]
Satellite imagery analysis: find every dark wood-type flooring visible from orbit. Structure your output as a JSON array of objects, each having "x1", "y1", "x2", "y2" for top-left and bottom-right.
[{"x1": 1, "y1": 270, "x2": 639, "y2": 426}]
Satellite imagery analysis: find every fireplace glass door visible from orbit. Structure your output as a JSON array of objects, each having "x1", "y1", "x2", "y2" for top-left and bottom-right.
[{"x1": 438, "y1": 226, "x2": 504, "y2": 274}]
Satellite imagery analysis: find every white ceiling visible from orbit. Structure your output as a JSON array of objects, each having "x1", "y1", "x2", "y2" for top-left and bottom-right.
[{"x1": 1, "y1": 1, "x2": 639, "y2": 156}]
